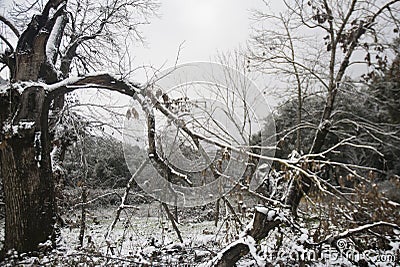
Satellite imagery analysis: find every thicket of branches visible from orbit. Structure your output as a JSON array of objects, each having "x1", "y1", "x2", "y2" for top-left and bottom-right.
[{"x1": 0, "y1": 0, "x2": 400, "y2": 266}]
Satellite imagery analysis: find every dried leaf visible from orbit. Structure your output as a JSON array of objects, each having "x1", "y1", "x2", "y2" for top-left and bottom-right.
[{"x1": 131, "y1": 107, "x2": 139, "y2": 119}]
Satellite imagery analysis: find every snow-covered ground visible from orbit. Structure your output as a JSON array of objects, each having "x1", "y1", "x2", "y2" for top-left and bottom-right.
[
  {"x1": 0, "y1": 199, "x2": 253, "y2": 266},
  {"x1": 0, "y1": 191, "x2": 398, "y2": 266}
]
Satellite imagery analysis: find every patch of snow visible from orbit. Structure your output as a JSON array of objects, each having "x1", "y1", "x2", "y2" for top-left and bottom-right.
[
  {"x1": 267, "y1": 210, "x2": 277, "y2": 221},
  {"x1": 46, "y1": 16, "x2": 63, "y2": 63},
  {"x1": 0, "y1": 84, "x2": 8, "y2": 95},
  {"x1": 50, "y1": 145, "x2": 57, "y2": 163},
  {"x1": 318, "y1": 119, "x2": 331, "y2": 131},
  {"x1": 12, "y1": 81, "x2": 46, "y2": 94},
  {"x1": 34, "y1": 131, "x2": 42, "y2": 167},
  {"x1": 288, "y1": 150, "x2": 301, "y2": 163},
  {"x1": 258, "y1": 163, "x2": 270, "y2": 170},
  {"x1": 387, "y1": 200, "x2": 400, "y2": 206},
  {"x1": 165, "y1": 242, "x2": 184, "y2": 252},
  {"x1": 195, "y1": 250, "x2": 211, "y2": 258},
  {"x1": 202, "y1": 234, "x2": 266, "y2": 267},
  {"x1": 2, "y1": 121, "x2": 36, "y2": 135},
  {"x1": 299, "y1": 233, "x2": 308, "y2": 244},
  {"x1": 45, "y1": 76, "x2": 82, "y2": 91},
  {"x1": 50, "y1": 145, "x2": 64, "y2": 173},
  {"x1": 255, "y1": 206, "x2": 278, "y2": 221},
  {"x1": 142, "y1": 245, "x2": 157, "y2": 255},
  {"x1": 243, "y1": 235, "x2": 266, "y2": 266},
  {"x1": 0, "y1": 76, "x2": 6, "y2": 85},
  {"x1": 254, "y1": 206, "x2": 269, "y2": 215}
]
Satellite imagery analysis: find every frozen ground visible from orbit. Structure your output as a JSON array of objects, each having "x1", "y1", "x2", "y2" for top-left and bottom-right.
[
  {"x1": 0, "y1": 192, "x2": 255, "y2": 266},
  {"x1": 1, "y1": 189, "x2": 397, "y2": 266}
]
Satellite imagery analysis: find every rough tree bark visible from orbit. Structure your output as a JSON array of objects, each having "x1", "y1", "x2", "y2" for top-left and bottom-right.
[
  {"x1": 0, "y1": 0, "x2": 65, "y2": 255},
  {"x1": 0, "y1": 101, "x2": 53, "y2": 250},
  {"x1": 0, "y1": 0, "x2": 141, "y2": 255},
  {"x1": 0, "y1": 87, "x2": 56, "y2": 254},
  {"x1": 0, "y1": 77, "x2": 139, "y2": 256}
]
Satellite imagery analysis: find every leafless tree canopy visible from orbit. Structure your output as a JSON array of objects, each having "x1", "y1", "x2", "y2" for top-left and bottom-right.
[{"x1": 0, "y1": 0, "x2": 399, "y2": 266}]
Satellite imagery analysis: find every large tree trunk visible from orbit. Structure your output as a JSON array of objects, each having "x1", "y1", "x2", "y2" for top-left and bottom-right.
[
  {"x1": 0, "y1": 0, "x2": 146, "y2": 256},
  {"x1": 0, "y1": 0, "x2": 66, "y2": 255},
  {"x1": 0, "y1": 86, "x2": 56, "y2": 254}
]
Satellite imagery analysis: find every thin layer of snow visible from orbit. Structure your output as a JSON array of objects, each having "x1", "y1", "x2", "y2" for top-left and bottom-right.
[
  {"x1": 11, "y1": 81, "x2": 48, "y2": 94},
  {"x1": 298, "y1": 233, "x2": 308, "y2": 244},
  {"x1": 387, "y1": 200, "x2": 400, "y2": 206},
  {"x1": 195, "y1": 250, "x2": 211, "y2": 258},
  {"x1": 255, "y1": 206, "x2": 278, "y2": 221},
  {"x1": 1, "y1": 72, "x2": 141, "y2": 95},
  {"x1": 45, "y1": 76, "x2": 82, "y2": 91},
  {"x1": 255, "y1": 206, "x2": 269, "y2": 215},
  {"x1": 2, "y1": 121, "x2": 36, "y2": 135},
  {"x1": 288, "y1": 150, "x2": 301, "y2": 163},
  {"x1": 34, "y1": 131, "x2": 42, "y2": 167},
  {"x1": 44, "y1": 72, "x2": 141, "y2": 94},
  {"x1": 142, "y1": 245, "x2": 157, "y2": 255},
  {"x1": 337, "y1": 221, "x2": 399, "y2": 239},
  {"x1": 318, "y1": 119, "x2": 331, "y2": 131},
  {"x1": 243, "y1": 235, "x2": 266, "y2": 266},
  {"x1": 46, "y1": 15, "x2": 63, "y2": 65},
  {"x1": 0, "y1": 84, "x2": 8, "y2": 95},
  {"x1": 202, "y1": 234, "x2": 266, "y2": 267},
  {"x1": 257, "y1": 163, "x2": 270, "y2": 170},
  {"x1": 50, "y1": 145, "x2": 64, "y2": 172}
]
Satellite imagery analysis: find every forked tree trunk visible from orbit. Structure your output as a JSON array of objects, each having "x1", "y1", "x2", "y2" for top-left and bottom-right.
[
  {"x1": 0, "y1": 0, "x2": 144, "y2": 257},
  {"x1": 0, "y1": 87, "x2": 56, "y2": 254},
  {"x1": 0, "y1": 0, "x2": 66, "y2": 255}
]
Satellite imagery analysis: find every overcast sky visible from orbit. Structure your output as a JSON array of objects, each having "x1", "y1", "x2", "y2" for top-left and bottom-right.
[
  {"x1": 0, "y1": 0, "x2": 282, "y2": 79},
  {"x1": 0, "y1": 0, "x2": 280, "y2": 87},
  {"x1": 0, "y1": 0, "x2": 281, "y2": 136},
  {"x1": 83, "y1": 0, "x2": 280, "y2": 115},
  {"x1": 133, "y1": 0, "x2": 274, "y2": 70}
]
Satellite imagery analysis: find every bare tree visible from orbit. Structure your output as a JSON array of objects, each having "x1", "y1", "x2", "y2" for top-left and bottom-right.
[
  {"x1": 0, "y1": 0, "x2": 399, "y2": 266},
  {"x1": 206, "y1": 0, "x2": 400, "y2": 265},
  {"x1": 0, "y1": 0, "x2": 158, "y2": 255}
]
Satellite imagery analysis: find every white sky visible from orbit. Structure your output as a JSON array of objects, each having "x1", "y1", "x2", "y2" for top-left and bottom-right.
[
  {"x1": 80, "y1": 0, "x2": 282, "y2": 131},
  {"x1": 1, "y1": 0, "x2": 280, "y2": 95},
  {"x1": 0, "y1": 0, "x2": 279, "y2": 71},
  {"x1": 1, "y1": 0, "x2": 283, "y2": 138},
  {"x1": 132, "y1": 0, "x2": 275, "y2": 71}
]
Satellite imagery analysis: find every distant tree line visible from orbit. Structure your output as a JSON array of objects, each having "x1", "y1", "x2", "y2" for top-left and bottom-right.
[{"x1": 64, "y1": 135, "x2": 145, "y2": 189}]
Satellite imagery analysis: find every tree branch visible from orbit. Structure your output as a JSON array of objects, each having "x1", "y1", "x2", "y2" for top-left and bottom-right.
[
  {"x1": 310, "y1": 221, "x2": 400, "y2": 246},
  {"x1": 0, "y1": 34, "x2": 14, "y2": 52},
  {"x1": 46, "y1": 73, "x2": 141, "y2": 100},
  {"x1": 0, "y1": 15, "x2": 20, "y2": 37}
]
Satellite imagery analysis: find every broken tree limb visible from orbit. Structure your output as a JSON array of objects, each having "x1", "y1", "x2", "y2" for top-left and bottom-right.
[{"x1": 204, "y1": 207, "x2": 283, "y2": 267}]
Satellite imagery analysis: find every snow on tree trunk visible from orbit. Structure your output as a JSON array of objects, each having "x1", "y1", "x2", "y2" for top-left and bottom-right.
[
  {"x1": 0, "y1": 0, "x2": 66, "y2": 255},
  {"x1": 0, "y1": 86, "x2": 56, "y2": 254},
  {"x1": 206, "y1": 207, "x2": 282, "y2": 267}
]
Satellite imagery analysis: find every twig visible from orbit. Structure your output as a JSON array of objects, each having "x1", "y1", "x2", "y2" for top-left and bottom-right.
[
  {"x1": 105, "y1": 158, "x2": 148, "y2": 240},
  {"x1": 222, "y1": 196, "x2": 243, "y2": 228},
  {"x1": 78, "y1": 186, "x2": 87, "y2": 248},
  {"x1": 162, "y1": 203, "x2": 183, "y2": 243},
  {"x1": 308, "y1": 221, "x2": 400, "y2": 247}
]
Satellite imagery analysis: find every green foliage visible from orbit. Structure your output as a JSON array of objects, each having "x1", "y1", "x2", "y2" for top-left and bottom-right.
[
  {"x1": 272, "y1": 95, "x2": 323, "y2": 157},
  {"x1": 64, "y1": 135, "x2": 145, "y2": 188},
  {"x1": 270, "y1": 68, "x2": 400, "y2": 178}
]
